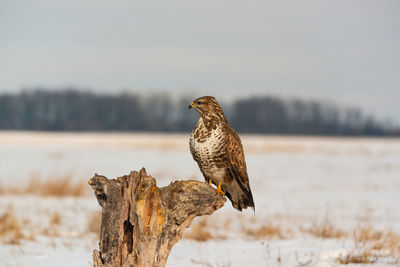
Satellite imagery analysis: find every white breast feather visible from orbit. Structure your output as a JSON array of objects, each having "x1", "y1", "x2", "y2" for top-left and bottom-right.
[{"x1": 190, "y1": 120, "x2": 226, "y2": 182}]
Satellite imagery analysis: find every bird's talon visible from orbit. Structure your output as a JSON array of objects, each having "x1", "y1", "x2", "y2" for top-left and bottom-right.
[{"x1": 216, "y1": 181, "x2": 225, "y2": 196}]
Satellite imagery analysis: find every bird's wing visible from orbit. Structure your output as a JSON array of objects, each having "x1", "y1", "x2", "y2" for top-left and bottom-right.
[{"x1": 225, "y1": 126, "x2": 250, "y2": 190}]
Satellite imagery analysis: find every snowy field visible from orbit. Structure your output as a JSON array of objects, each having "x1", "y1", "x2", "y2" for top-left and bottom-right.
[{"x1": 0, "y1": 131, "x2": 400, "y2": 266}]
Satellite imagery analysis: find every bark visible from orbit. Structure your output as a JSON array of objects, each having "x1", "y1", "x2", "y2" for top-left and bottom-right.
[{"x1": 89, "y1": 168, "x2": 226, "y2": 267}]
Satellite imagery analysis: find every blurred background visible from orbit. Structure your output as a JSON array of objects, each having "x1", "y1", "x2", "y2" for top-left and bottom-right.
[
  {"x1": 1, "y1": 0, "x2": 399, "y2": 134},
  {"x1": 1, "y1": 1, "x2": 400, "y2": 266}
]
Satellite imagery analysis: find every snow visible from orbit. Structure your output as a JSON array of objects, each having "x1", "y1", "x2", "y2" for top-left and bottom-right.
[{"x1": 0, "y1": 131, "x2": 399, "y2": 266}]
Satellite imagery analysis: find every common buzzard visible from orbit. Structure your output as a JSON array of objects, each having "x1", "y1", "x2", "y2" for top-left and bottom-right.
[{"x1": 189, "y1": 96, "x2": 255, "y2": 211}]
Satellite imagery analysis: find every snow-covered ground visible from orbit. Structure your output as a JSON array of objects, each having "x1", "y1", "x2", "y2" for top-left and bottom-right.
[{"x1": 0, "y1": 131, "x2": 399, "y2": 266}]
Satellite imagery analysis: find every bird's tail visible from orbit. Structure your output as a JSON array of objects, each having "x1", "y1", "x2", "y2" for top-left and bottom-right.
[{"x1": 225, "y1": 187, "x2": 255, "y2": 212}]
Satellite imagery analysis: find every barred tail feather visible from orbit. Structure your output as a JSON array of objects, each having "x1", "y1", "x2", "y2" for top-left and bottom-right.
[{"x1": 224, "y1": 182, "x2": 255, "y2": 212}]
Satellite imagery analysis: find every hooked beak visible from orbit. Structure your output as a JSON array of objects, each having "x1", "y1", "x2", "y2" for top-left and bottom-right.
[{"x1": 188, "y1": 101, "x2": 195, "y2": 109}]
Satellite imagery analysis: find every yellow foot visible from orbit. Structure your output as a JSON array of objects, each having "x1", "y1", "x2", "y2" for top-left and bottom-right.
[
  {"x1": 216, "y1": 181, "x2": 225, "y2": 196},
  {"x1": 209, "y1": 179, "x2": 212, "y2": 186}
]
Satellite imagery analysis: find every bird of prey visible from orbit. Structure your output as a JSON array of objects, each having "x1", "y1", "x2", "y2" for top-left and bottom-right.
[{"x1": 189, "y1": 96, "x2": 255, "y2": 211}]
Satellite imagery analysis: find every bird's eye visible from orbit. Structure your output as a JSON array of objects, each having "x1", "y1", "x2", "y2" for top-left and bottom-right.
[{"x1": 197, "y1": 101, "x2": 202, "y2": 105}]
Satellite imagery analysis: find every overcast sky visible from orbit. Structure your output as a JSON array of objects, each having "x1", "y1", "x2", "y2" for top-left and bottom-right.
[{"x1": 1, "y1": 1, "x2": 399, "y2": 123}]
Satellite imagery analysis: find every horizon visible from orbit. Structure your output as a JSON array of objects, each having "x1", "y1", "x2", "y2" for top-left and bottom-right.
[
  {"x1": 1, "y1": 88, "x2": 397, "y2": 127},
  {"x1": 0, "y1": 89, "x2": 397, "y2": 135}
]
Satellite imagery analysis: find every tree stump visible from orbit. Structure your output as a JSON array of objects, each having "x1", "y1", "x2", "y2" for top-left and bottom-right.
[{"x1": 88, "y1": 168, "x2": 226, "y2": 267}]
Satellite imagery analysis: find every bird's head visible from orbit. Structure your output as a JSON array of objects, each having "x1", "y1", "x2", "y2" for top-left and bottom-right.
[{"x1": 188, "y1": 96, "x2": 226, "y2": 120}]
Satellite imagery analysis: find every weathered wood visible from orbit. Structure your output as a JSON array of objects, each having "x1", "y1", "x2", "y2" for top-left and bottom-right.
[{"x1": 89, "y1": 168, "x2": 226, "y2": 267}]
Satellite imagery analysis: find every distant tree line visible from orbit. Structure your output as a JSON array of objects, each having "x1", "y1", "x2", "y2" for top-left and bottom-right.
[{"x1": 0, "y1": 89, "x2": 397, "y2": 136}]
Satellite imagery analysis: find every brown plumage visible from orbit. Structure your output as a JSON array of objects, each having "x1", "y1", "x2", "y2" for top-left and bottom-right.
[{"x1": 189, "y1": 96, "x2": 255, "y2": 211}]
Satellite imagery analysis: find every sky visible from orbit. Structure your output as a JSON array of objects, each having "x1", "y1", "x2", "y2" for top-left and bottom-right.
[{"x1": 1, "y1": 0, "x2": 399, "y2": 124}]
